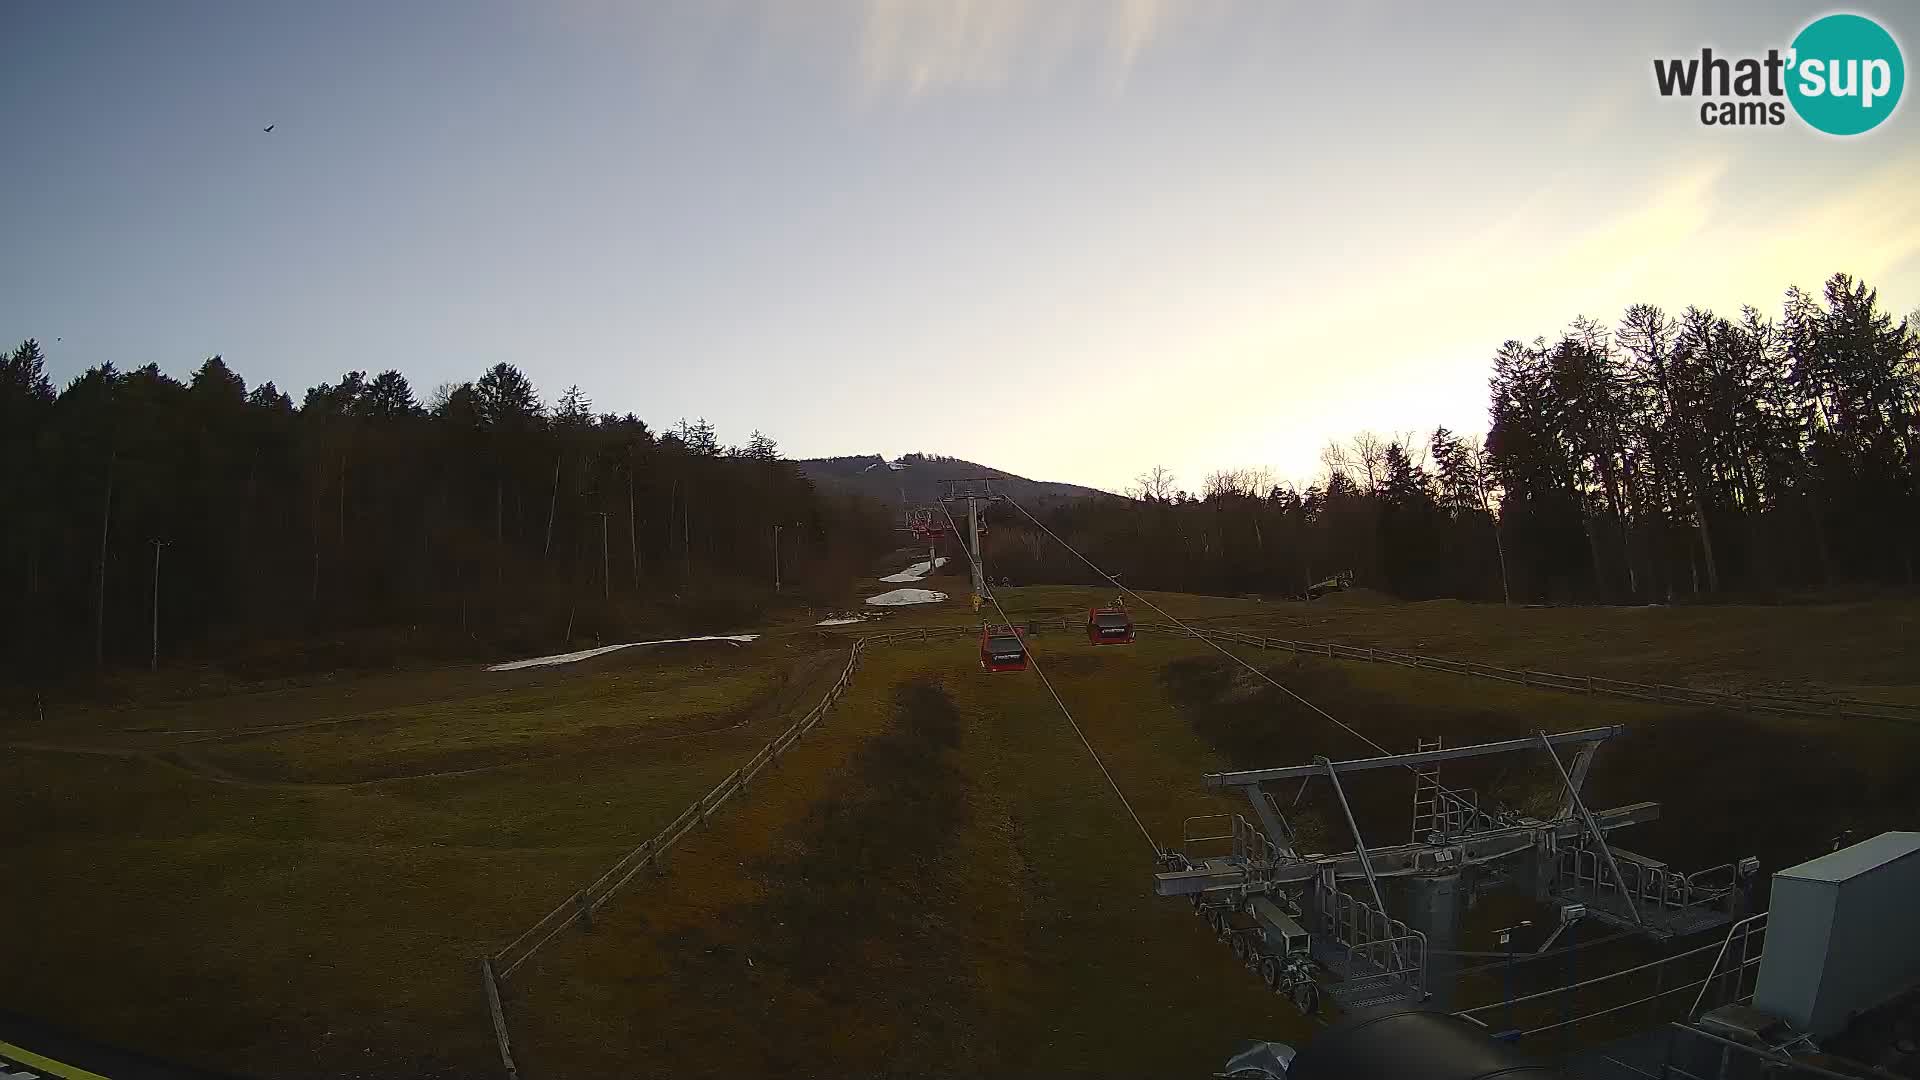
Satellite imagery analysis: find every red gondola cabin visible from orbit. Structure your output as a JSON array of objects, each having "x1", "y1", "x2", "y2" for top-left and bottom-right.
[
  {"x1": 1086, "y1": 602, "x2": 1135, "y2": 645},
  {"x1": 905, "y1": 507, "x2": 950, "y2": 543},
  {"x1": 979, "y1": 623, "x2": 1028, "y2": 672}
]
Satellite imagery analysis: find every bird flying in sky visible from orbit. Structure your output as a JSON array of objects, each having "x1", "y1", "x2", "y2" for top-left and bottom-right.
[{"x1": 262, "y1": 124, "x2": 275, "y2": 133}]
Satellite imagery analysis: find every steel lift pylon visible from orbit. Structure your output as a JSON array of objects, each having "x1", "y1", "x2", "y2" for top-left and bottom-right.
[
  {"x1": 941, "y1": 479, "x2": 1005, "y2": 602},
  {"x1": 1155, "y1": 726, "x2": 1761, "y2": 1016}
]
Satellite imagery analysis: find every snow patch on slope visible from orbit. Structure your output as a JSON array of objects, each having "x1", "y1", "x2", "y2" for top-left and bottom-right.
[
  {"x1": 880, "y1": 556, "x2": 949, "y2": 583},
  {"x1": 866, "y1": 588, "x2": 948, "y2": 607},
  {"x1": 487, "y1": 635, "x2": 760, "y2": 671}
]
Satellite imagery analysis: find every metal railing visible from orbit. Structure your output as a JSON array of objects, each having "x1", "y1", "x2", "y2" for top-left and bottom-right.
[
  {"x1": 1571, "y1": 1021, "x2": 1867, "y2": 1080},
  {"x1": 1649, "y1": 1022, "x2": 1863, "y2": 1080},
  {"x1": 1315, "y1": 878, "x2": 1427, "y2": 998},
  {"x1": 1344, "y1": 932, "x2": 1429, "y2": 999},
  {"x1": 1431, "y1": 786, "x2": 1491, "y2": 837},
  {"x1": 1688, "y1": 912, "x2": 1767, "y2": 1020},
  {"x1": 1455, "y1": 916, "x2": 1766, "y2": 1046},
  {"x1": 1233, "y1": 814, "x2": 1286, "y2": 867},
  {"x1": 1556, "y1": 846, "x2": 1740, "y2": 925},
  {"x1": 1177, "y1": 813, "x2": 1286, "y2": 869},
  {"x1": 1181, "y1": 814, "x2": 1235, "y2": 863}
]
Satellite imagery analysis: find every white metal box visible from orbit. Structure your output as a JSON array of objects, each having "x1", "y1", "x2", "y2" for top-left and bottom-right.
[{"x1": 1753, "y1": 831, "x2": 1920, "y2": 1037}]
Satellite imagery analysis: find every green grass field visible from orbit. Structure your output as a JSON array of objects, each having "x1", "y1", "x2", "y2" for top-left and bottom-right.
[
  {"x1": 853, "y1": 572, "x2": 1920, "y2": 700},
  {"x1": 4, "y1": 584, "x2": 1918, "y2": 1077},
  {"x1": 504, "y1": 617, "x2": 1920, "y2": 1077},
  {"x1": 0, "y1": 640, "x2": 841, "y2": 1078}
]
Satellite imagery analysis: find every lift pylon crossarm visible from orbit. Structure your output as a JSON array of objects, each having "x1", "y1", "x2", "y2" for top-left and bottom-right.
[
  {"x1": 939, "y1": 478, "x2": 1006, "y2": 502},
  {"x1": 1204, "y1": 725, "x2": 1626, "y2": 788},
  {"x1": 940, "y1": 480, "x2": 1004, "y2": 600},
  {"x1": 1153, "y1": 801, "x2": 1661, "y2": 897}
]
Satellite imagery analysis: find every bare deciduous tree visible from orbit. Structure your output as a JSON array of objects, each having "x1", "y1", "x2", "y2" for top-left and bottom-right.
[
  {"x1": 1326, "y1": 432, "x2": 1388, "y2": 493},
  {"x1": 1130, "y1": 465, "x2": 1178, "y2": 503}
]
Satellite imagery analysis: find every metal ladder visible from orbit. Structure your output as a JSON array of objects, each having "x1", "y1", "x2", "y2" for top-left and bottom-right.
[{"x1": 1411, "y1": 737, "x2": 1443, "y2": 842}]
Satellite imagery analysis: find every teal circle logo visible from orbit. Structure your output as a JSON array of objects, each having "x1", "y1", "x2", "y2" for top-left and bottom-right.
[{"x1": 1787, "y1": 14, "x2": 1904, "y2": 135}]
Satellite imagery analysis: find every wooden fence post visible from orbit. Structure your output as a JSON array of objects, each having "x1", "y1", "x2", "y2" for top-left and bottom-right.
[{"x1": 482, "y1": 958, "x2": 520, "y2": 1080}]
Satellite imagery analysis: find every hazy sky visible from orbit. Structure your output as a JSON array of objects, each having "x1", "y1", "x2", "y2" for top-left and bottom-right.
[{"x1": 5, "y1": 2, "x2": 1917, "y2": 493}]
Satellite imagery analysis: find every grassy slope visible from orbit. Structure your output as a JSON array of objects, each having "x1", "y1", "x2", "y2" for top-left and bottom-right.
[
  {"x1": 842, "y1": 578, "x2": 1920, "y2": 699},
  {"x1": 6, "y1": 588, "x2": 1918, "y2": 1077},
  {"x1": 190, "y1": 653, "x2": 789, "y2": 784},
  {"x1": 1252, "y1": 592, "x2": 1920, "y2": 698},
  {"x1": 0, "y1": 642, "x2": 840, "y2": 1079},
  {"x1": 511, "y1": 638, "x2": 1313, "y2": 1078},
  {"x1": 513, "y1": 607, "x2": 1920, "y2": 1077}
]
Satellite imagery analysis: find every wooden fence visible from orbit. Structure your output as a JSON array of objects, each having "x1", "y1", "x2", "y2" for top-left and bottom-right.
[
  {"x1": 481, "y1": 624, "x2": 973, "y2": 1072},
  {"x1": 910, "y1": 612, "x2": 1914, "y2": 723},
  {"x1": 1124, "y1": 622, "x2": 1920, "y2": 725}
]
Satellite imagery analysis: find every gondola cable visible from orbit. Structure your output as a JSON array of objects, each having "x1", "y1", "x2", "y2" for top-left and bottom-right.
[
  {"x1": 1003, "y1": 494, "x2": 1400, "y2": 763},
  {"x1": 936, "y1": 501, "x2": 1162, "y2": 858}
]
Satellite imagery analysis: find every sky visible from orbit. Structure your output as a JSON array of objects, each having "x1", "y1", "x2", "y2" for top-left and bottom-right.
[{"x1": 5, "y1": 1, "x2": 1918, "y2": 494}]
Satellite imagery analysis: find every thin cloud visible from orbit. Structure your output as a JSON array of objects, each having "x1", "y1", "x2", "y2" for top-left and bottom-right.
[
  {"x1": 844, "y1": 0, "x2": 1207, "y2": 99},
  {"x1": 533, "y1": 0, "x2": 1220, "y2": 100}
]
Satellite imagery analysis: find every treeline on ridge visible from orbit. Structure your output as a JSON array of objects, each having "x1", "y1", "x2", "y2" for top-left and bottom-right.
[
  {"x1": 991, "y1": 273, "x2": 1919, "y2": 604},
  {"x1": 0, "y1": 356, "x2": 895, "y2": 686}
]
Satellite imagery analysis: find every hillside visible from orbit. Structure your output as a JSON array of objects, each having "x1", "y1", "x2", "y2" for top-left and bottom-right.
[
  {"x1": 14, "y1": 589, "x2": 1918, "y2": 1076},
  {"x1": 797, "y1": 452, "x2": 1113, "y2": 510}
]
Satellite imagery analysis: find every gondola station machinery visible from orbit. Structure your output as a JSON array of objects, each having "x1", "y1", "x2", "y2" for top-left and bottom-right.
[
  {"x1": 1155, "y1": 724, "x2": 1763, "y2": 1018},
  {"x1": 1216, "y1": 833, "x2": 1920, "y2": 1079}
]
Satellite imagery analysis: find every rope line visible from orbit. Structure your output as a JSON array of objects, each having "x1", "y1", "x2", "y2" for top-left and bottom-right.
[
  {"x1": 938, "y1": 501, "x2": 1161, "y2": 857},
  {"x1": 1003, "y1": 495, "x2": 1400, "y2": 763}
]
